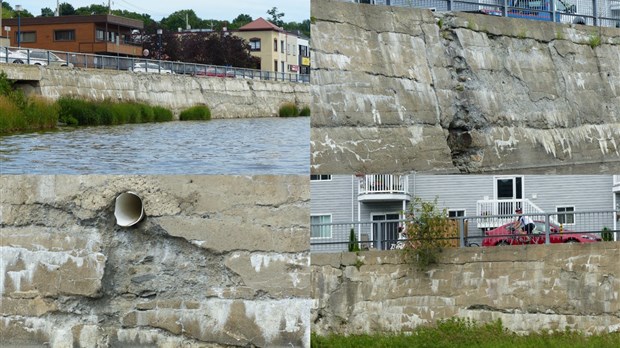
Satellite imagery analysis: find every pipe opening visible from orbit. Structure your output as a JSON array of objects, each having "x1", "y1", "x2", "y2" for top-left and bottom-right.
[{"x1": 114, "y1": 192, "x2": 144, "y2": 227}]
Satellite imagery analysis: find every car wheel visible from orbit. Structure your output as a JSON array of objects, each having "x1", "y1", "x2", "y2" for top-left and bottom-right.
[
  {"x1": 496, "y1": 241, "x2": 510, "y2": 246},
  {"x1": 564, "y1": 239, "x2": 579, "y2": 244},
  {"x1": 13, "y1": 59, "x2": 24, "y2": 64}
]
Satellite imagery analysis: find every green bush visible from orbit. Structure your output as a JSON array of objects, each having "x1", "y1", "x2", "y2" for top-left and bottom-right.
[
  {"x1": 23, "y1": 96, "x2": 59, "y2": 130},
  {"x1": 0, "y1": 95, "x2": 25, "y2": 134},
  {"x1": 153, "y1": 106, "x2": 173, "y2": 122},
  {"x1": 279, "y1": 102, "x2": 300, "y2": 117},
  {"x1": 299, "y1": 105, "x2": 311, "y2": 116},
  {"x1": 602, "y1": 227, "x2": 613, "y2": 241},
  {"x1": 179, "y1": 105, "x2": 211, "y2": 121},
  {"x1": 348, "y1": 228, "x2": 360, "y2": 252}
]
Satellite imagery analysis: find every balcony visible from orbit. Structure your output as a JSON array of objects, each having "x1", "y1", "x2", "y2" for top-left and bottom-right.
[
  {"x1": 358, "y1": 174, "x2": 410, "y2": 202},
  {"x1": 476, "y1": 198, "x2": 557, "y2": 229}
]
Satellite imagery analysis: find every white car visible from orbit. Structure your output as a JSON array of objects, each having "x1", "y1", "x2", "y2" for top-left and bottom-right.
[
  {"x1": 16, "y1": 49, "x2": 73, "y2": 67},
  {"x1": 0, "y1": 48, "x2": 28, "y2": 64},
  {"x1": 131, "y1": 62, "x2": 173, "y2": 74}
]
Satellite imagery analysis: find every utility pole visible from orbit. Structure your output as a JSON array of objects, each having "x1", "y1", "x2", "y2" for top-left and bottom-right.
[
  {"x1": 56, "y1": 0, "x2": 60, "y2": 16},
  {"x1": 108, "y1": 0, "x2": 111, "y2": 14}
]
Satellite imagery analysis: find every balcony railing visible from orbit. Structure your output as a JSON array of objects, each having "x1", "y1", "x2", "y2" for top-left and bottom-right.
[
  {"x1": 476, "y1": 198, "x2": 557, "y2": 229},
  {"x1": 358, "y1": 174, "x2": 409, "y2": 195}
]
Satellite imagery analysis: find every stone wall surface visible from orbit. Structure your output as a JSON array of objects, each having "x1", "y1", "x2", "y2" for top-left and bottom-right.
[
  {"x1": 0, "y1": 175, "x2": 311, "y2": 347},
  {"x1": 310, "y1": 0, "x2": 620, "y2": 174},
  {"x1": 0, "y1": 64, "x2": 310, "y2": 118},
  {"x1": 311, "y1": 243, "x2": 620, "y2": 335}
]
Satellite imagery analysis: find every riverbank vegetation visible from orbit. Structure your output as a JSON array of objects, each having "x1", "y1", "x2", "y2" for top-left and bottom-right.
[
  {"x1": 311, "y1": 318, "x2": 620, "y2": 347},
  {"x1": 279, "y1": 103, "x2": 311, "y2": 117},
  {"x1": 179, "y1": 105, "x2": 211, "y2": 121},
  {"x1": 57, "y1": 97, "x2": 173, "y2": 126},
  {"x1": 0, "y1": 71, "x2": 179, "y2": 135}
]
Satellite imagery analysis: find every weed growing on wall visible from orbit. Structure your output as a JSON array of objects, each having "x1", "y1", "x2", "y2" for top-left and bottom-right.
[
  {"x1": 401, "y1": 197, "x2": 455, "y2": 269},
  {"x1": 349, "y1": 228, "x2": 360, "y2": 252},
  {"x1": 588, "y1": 34, "x2": 602, "y2": 48},
  {"x1": 279, "y1": 102, "x2": 300, "y2": 117},
  {"x1": 179, "y1": 105, "x2": 212, "y2": 121}
]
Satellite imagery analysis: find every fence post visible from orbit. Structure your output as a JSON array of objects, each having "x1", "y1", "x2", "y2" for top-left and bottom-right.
[
  {"x1": 447, "y1": 0, "x2": 452, "y2": 12},
  {"x1": 459, "y1": 217, "x2": 466, "y2": 247},
  {"x1": 550, "y1": 0, "x2": 556, "y2": 23},
  {"x1": 502, "y1": 0, "x2": 508, "y2": 17},
  {"x1": 593, "y1": 0, "x2": 598, "y2": 26},
  {"x1": 545, "y1": 213, "x2": 551, "y2": 244}
]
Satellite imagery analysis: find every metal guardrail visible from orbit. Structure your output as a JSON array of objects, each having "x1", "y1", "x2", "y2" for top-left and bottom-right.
[
  {"x1": 347, "y1": 0, "x2": 620, "y2": 28},
  {"x1": 310, "y1": 210, "x2": 619, "y2": 252},
  {"x1": 0, "y1": 46, "x2": 310, "y2": 83}
]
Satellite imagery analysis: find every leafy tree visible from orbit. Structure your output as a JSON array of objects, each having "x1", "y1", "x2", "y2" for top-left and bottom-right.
[
  {"x1": 74, "y1": 4, "x2": 109, "y2": 15},
  {"x1": 161, "y1": 10, "x2": 200, "y2": 32},
  {"x1": 59, "y1": 2, "x2": 75, "y2": 16},
  {"x1": 267, "y1": 7, "x2": 285, "y2": 27},
  {"x1": 229, "y1": 14, "x2": 253, "y2": 29},
  {"x1": 178, "y1": 32, "x2": 259, "y2": 68},
  {"x1": 40, "y1": 7, "x2": 54, "y2": 17},
  {"x1": 283, "y1": 19, "x2": 311, "y2": 38}
]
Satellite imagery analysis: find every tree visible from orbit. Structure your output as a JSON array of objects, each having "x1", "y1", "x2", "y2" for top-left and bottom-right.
[
  {"x1": 178, "y1": 32, "x2": 259, "y2": 68},
  {"x1": 267, "y1": 7, "x2": 285, "y2": 27},
  {"x1": 40, "y1": 7, "x2": 54, "y2": 17},
  {"x1": 74, "y1": 5, "x2": 109, "y2": 15},
  {"x1": 283, "y1": 19, "x2": 311, "y2": 38},
  {"x1": 161, "y1": 10, "x2": 200, "y2": 31},
  {"x1": 229, "y1": 14, "x2": 253, "y2": 29},
  {"x1": 59, "y1": 2, "x2": 75, "y2": 16}
]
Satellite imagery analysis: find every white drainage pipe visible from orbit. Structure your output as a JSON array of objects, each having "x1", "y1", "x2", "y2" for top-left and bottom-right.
[{"x1": 114, "y1": 192, "x2": 144, "y2": 227}]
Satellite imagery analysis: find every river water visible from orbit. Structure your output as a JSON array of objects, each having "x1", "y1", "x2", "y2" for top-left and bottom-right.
[{"x1": 0, "y1": 117, "x2": 309, "y2": 174}]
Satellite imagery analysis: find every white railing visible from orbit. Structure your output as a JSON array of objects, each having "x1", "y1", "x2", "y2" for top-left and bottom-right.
[
  {"x1": 476, "y1": 198, "x2": 557, "y2": 228},
  {"x1": 358, "y1": 174, "x2": 408, "y2": 195}
]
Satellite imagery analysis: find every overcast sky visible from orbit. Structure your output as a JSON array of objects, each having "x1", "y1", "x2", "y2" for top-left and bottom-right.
[{"x1": 10, "y1": 0, "x2": 310, "y2": 22}]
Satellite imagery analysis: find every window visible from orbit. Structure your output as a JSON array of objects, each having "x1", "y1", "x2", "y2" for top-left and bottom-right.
[
  {"x1": 556, "y1": 206, "x2": 575, "y2": 225},
  {"x1": 448, "y1": 210, "x2": 466, "y2": 218},
  {"x1": 273, "y1": 38, "x2": 277, "y2": 52},
  {"x1": 274, "y1": 59, "x2": 278, "y2": 72},
  {"x1": 54, "y1": 30, "x2": 75, "y2": 41},
  {"x1": 311, "y1": 175, "x2": 331, "y2": 181},
  {"x1": 17, "y1": 31, "x2": 36, "y2": 43},
  {"x1": 281, "y1": 40, "x2": 284, "y2": 53},
  {"x1": 96, "y1": 28, "x2": 105, "y2": 41},
  {"x1": 249, "y1": 38, "x2": 261, "y2": 51},
  {"x1": 311, "y1": 215, "x2": 332, "y2": 238}
]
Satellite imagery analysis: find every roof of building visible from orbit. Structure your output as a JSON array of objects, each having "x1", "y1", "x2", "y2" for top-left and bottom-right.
[
  {"x1": 3, "y1": 14, "x2": 144, "y2": 29},
  {"x1": 238, "y1": 17, "x2": 283, "y2": 32}
]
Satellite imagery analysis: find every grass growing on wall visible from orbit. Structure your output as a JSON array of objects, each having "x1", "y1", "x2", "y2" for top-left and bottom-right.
[
  {"x1": 179, "y1": 105, "x2": 211, "y2": 121},
  {"x1": 311, "y1": 317, "x2": 620, "y2": 347}
]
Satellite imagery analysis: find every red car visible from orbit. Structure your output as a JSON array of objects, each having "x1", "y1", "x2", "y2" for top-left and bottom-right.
[{"x1": 482, "y1": 221, "x2": 601, "y2": 246}]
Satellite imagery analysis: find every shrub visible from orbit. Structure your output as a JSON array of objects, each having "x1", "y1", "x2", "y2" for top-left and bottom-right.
[
  {"x1": 299, "y1": 105, "x2": 311, "y2": 116},
  {"x1": 279, "y1": 102, "x2": 299, "y2": 117},
  {"x1": 153, "y1": 106, "x2": 173, "y2": 122},
  {"x1": 23, "y1": 96, "x2": 59, "y2": 130},
  {"x1": 401, "y1": 197, "x2": 455, "y2": 269},
  {"x1": 179, "y1": 105, "x2": 211, "y2": 121},
  {"x1": 601, "y1": 227, "x2": 613, "y2": 241},
  {"x1": 348, "y1": 228, "x2": 360, "y2": 252},
  {"x1": 57, "y1": 97, "x2": 99, "y2": 126}
]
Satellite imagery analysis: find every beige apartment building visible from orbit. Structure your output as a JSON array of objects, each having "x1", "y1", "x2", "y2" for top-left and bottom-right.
[{"x1": 237, "y1": 17, "x2": 300, "y2": 75}]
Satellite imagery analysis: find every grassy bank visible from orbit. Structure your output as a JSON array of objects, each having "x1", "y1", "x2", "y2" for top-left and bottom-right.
[
  {"x1": 0, "y1": 71, "x2": 180, "y2": 135},
  {"x1": 311, "y1": 318, "x2": 620, "y2": 348}
]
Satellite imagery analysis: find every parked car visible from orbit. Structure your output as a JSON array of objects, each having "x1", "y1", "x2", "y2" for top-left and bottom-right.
[
  {"x1": 131, "y1": 62, "x2": 173, "y2": 74},
  {"x1": 0, "y1": 48, "x2": 28, "y2": 64},
  {"x1": 482, "y1": 221, "x2": 602, "y2": 246},
  {"x1": 195, "y1": 66, "x2": 234, "y2": 78},
  {"x1": 17, "y1": 49, "x2": 73, "y2": 67}
]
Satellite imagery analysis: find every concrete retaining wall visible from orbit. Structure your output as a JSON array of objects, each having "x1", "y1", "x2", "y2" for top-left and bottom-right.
[
  {"x1": 311, "y1": 244, "x2": 620, "y2": 335},
  {"x1": 0, "y1": 175, "x2": 311, "y2": 347},
  {"x1": 0, "y1": 64, "x2": 311, "y2": 118},
  {"x1": 310, "y1": 0, "x2": 620, "y2": 174}
]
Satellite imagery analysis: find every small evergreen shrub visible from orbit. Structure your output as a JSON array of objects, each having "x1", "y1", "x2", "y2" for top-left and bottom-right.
[
  {"x1": 179, "y1": 105, "x2": 211, "y2": 121},
  {"x1": 279, "y1": 102, "x2": 299, "y2": 117},
  {"x1": 348, "y1": 228, "x2": 360, "y2": 252}
]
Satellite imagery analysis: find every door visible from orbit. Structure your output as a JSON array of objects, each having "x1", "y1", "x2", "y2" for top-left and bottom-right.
[
  {"x1": 372, "y1": 213, "x2": 400, "y2": 250},
  {"x1": 494, "y1": 176, "x2": 523, "y2": 215}
]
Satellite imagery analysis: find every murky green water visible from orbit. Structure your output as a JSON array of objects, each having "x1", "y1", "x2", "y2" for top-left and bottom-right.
[{"x1": 0, "y1": 117, "x2": 309, "y2": 174}]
